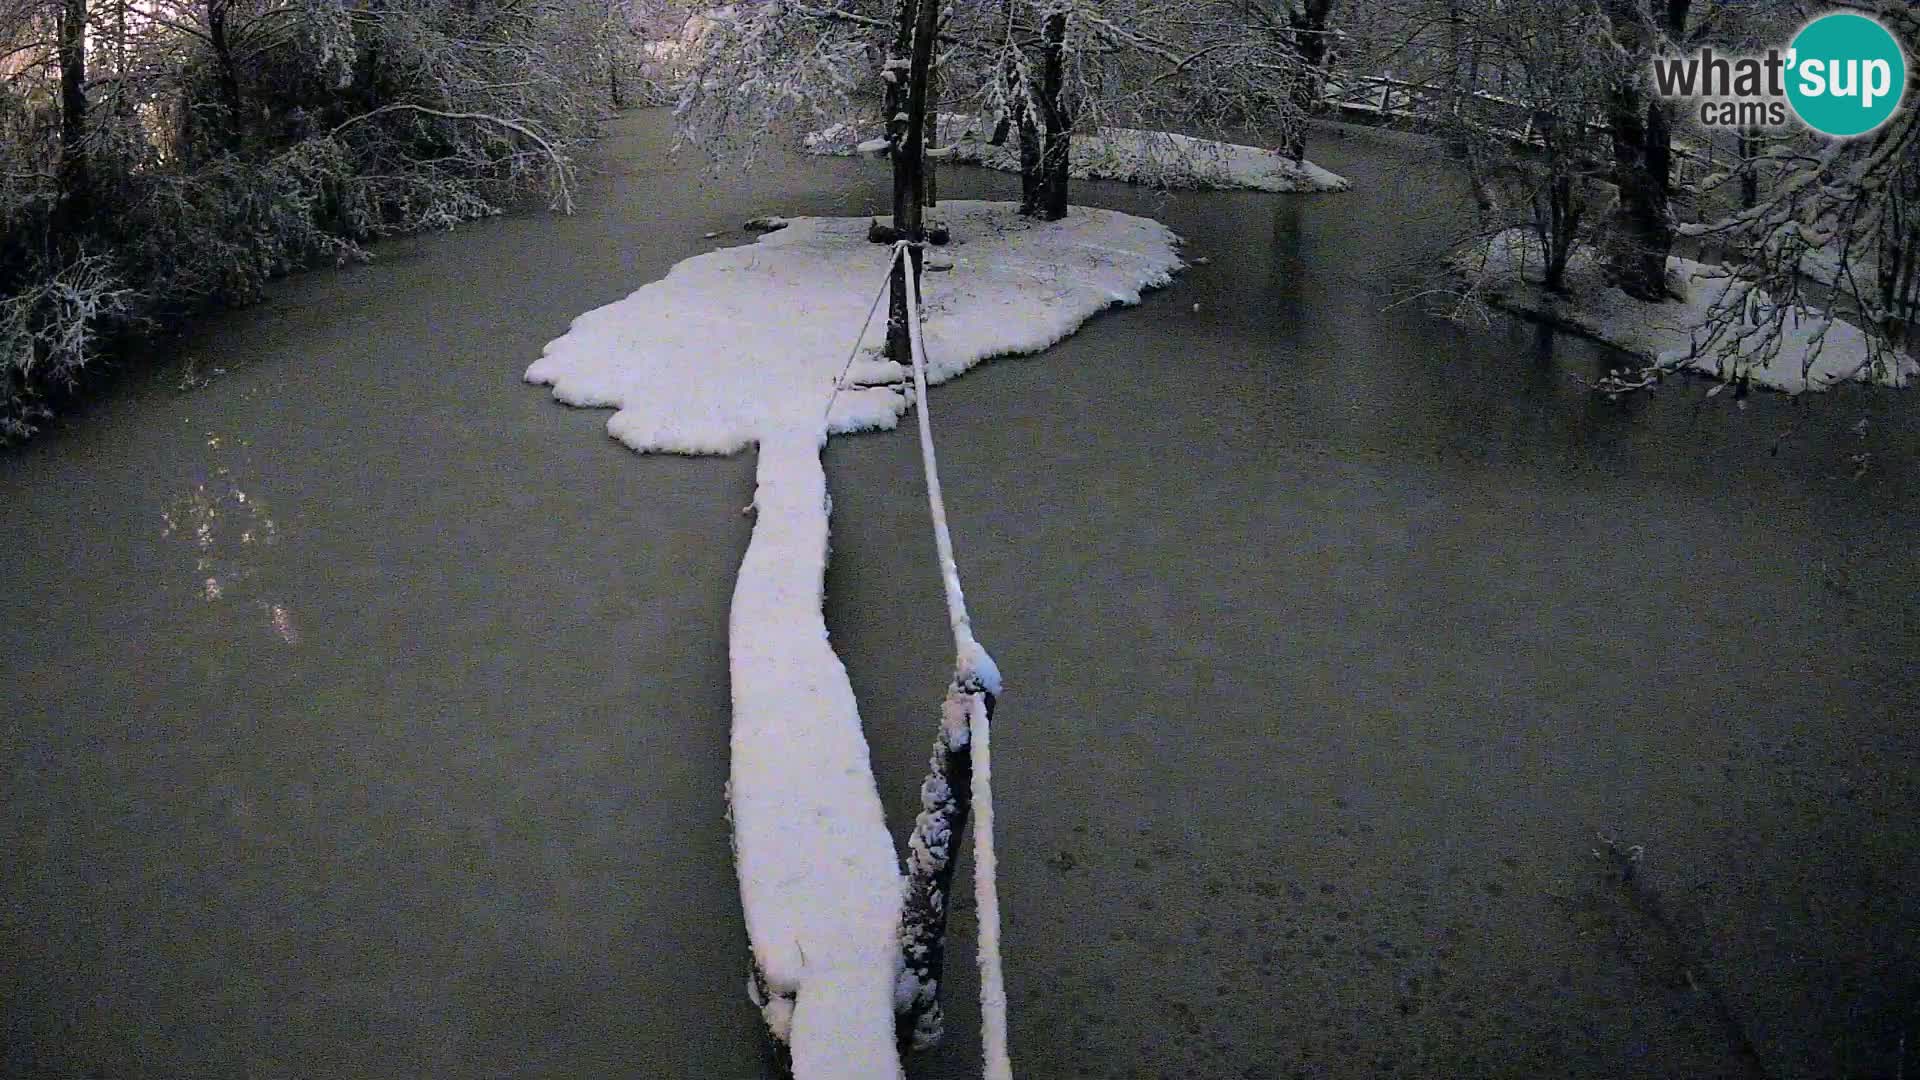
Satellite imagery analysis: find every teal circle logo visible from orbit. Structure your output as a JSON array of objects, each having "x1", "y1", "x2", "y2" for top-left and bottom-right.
[{"x1": 1786, "y1": 13, "x2": 1908, "y2": 138}]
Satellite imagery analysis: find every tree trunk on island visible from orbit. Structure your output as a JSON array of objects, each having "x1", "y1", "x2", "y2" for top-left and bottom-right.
[
  {"x1": 1033, "y1": 7, "x2": 1070, "y2": 221},
  {"x1": 1017, "y1": 112, "x2": 1043, "y2": 214},
  {"x1": 884, "y1": 0, "x2": 915, "y2": 365},
  {"x1": 1004, "y1": 54, "x2": 1043, "y2": 215},
  {"x1": 885, "y1": 0, "x2": 939, "y2": 365},
  {"x1": 884, "y1": 0, "x2": 911, "y2": 137},
  {"x1": 901, "y1": 0, "x2": 937, "y2": 211}
]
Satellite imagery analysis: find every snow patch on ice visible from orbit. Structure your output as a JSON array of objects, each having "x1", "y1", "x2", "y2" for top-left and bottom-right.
[
  {"x1": 529, "y1": 202, "x2": 1182, "y2": 450},
  {"x1": 806, "y1": 115, "x2": 1351, "y2": 193},
  {"x1": 1457, "y1": 228, "x2": 1916, "y2": 394},
  {"x1": 525, "y1": 200, "x2": 1181, "y2": 1079}
]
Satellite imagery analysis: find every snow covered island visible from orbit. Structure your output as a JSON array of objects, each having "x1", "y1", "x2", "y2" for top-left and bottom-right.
[
  {"x1": 1456, "y1": 228, "x2": 1916, "y2": 394},
  {"x1": 806, "y1": 115, "x2": 1351, "y2": 194},
  {"x1": 525, "y1": 201, "x2": 1181, "y2": 1080}
]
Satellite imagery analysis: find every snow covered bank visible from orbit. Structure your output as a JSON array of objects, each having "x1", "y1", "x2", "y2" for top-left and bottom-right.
[
  {"x1": 525, "y1": 201, "x2": 1181, "y2": 1079},
  {"x1": 1456, "y1": 228, "x2": 1916, "y2": 393},
  {"x1": 806, "y1": 115, "x2": 1350, "y2": 193}
]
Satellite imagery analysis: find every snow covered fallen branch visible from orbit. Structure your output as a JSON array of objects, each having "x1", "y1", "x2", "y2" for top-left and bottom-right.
[
  {"x1": 1, "y1": 252, "x2": 138, "y2": 442},
  {"x1": 525, "y1": 201, "x2": 1179, "y2": 1079},
  {"x1": 805, "y1": 116, "x2": 1350, "y2": 194},
  {"x1": 1454, "y1": 228, "x2": 1917, "y2": 395},
  {"x1": 897, "y1": 682, "x2": 980, "y2": 1053}
]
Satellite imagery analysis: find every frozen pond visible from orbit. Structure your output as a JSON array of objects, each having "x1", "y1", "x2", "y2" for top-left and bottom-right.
[{"x1": 4, "y1": 110, "x2": 1916, "y2": 1079}]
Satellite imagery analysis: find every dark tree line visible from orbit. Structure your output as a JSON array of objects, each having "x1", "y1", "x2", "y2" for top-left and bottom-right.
[{"x1": 1, "y1": 0, "x2": 645, "y2": 439}]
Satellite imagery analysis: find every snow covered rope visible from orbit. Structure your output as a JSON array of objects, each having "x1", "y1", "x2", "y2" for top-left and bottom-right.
[{"x1": 893, "y1": 241, "x2": 1014, "y2": 1080}]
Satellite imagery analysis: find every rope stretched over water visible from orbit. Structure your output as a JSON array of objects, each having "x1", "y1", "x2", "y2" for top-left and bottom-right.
[
  {"x1": 897, "y1": 240, "x2": 1013, "y2": 1080},
  {"x1": 821, "y1": 243, "x2": 905, "y2": 433},
  {"x1": 896, "y1": 242, "x2": 975, "y2": 649},
  {"x1": 964, "y1": 688, "x2": 1010, "y2": 1080}
]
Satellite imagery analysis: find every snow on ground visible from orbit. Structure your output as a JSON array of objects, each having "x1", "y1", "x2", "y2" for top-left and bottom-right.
[
  {"x1": 1457, "y1": 228, "x2": 1916, "y2": 393},
  {"x1": 525, "y1": 200, "x2": 1181, "y2": 1079},
  {"x1": 806, "y1": 115, "x2": 1351, "y2": 193},
  {"x1": 1797, "y1": 240, "x2": 1878, "y2": 294}
]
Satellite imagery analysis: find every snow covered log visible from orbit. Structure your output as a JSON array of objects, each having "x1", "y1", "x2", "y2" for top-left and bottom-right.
[
  {"x1": 895, "y1": 682, "x2": 985, "y2": 1051},
  {"x1": 730, "y1": 431, "x2": 905, "y2": 1079}
]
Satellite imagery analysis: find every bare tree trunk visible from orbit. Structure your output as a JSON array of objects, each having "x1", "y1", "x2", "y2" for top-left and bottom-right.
[
  {"x1": 113, "y1": 0, "x2": 132, "y2": 117},
  {"x1": 1017, "y1": 111, "x2": 1042, "y2": 214},
  {"x1": 1035, "y1": 7, "x2": 1070, "y2": 221},
  {"x1": 350, "y1": 0, "x2": 388, "y2": 115},
  {"x1": 1000, "y1": 51, "x2": 1043, "y2": 215},
  {"x1": 55, "y1": 0, "x2": 89, "y2": 233},
  {"x1": 901, "y1": 0, "x2": 937, "y2": 211},
  {"x1": 882, "y1": 0, "x2": 914, "y2": 363},
  {"x1": 1283, "y1": 0, "x2": 1333, "y2": 163},
  {"x1": 1645, "y1": 97, "x2": 1672, "y2": 196},
  {"x1": 208, "y1": 0, "x2": 245, "y2": 152},
  {"x1": 1603, "y1": 83, "x2": 1674, "y2": 301},
  {"x1": 1883, "y1": 160, "x2": 1918, "y2": 348},
  {"x1": 1442, "y1": 0, "x2": 1472, "y2": 158},
  {"x1": 1541, "y1": 173, "x2": 1584, "y2": 294},
  {"x1": 923, "y1": 66, "x2": 938, "y2": 208},
  {"x1": 884, "y1": 0, "x2": 912, "y2": 134},
  {"x1": 885, "y1": 0, "x2": 939, "y2": 364},
  {"x1": 1600, "y1": 0, "x2": 1683, "y2": 301},
  {"x1": 1737, "y1": 127, "x2": 1759, "y2": 210}
]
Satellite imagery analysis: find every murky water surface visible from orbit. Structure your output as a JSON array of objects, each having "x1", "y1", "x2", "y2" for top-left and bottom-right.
[{"x1": 4, "y1": 112, "x2": 1915, "y2": 1079}]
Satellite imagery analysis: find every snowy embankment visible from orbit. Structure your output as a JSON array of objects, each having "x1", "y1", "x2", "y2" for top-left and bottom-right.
[
  {"x1": 1456, "y1": 228, "x2": 1916, "y2": 393},
  {"x1": 525, "y1": 201, "x2": 1180, "y2": 1079},
  {"x1": 806, "y1": 115, "x2": 1350, "y2": 193}
]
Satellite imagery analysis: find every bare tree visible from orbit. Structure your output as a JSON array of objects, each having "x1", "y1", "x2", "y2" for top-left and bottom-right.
[{"x1": 53, "y1": 0, "x2": 86, "y2": 226}]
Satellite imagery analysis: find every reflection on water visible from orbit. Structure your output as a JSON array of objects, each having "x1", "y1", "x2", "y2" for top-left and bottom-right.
[
  {"x1": 158, "y1": 432, "x2": 299, "y2": 645},
  {"x1": 265, "y1": 601, "x2": 299, "y2": 644}
]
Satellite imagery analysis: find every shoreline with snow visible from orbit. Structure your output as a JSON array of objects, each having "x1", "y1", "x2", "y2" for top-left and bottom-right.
[
  {"x1": 525, "y1": 200, "x2": 1182, "y2": 1079},
  {"x1": 1455, "y1": 229, "x2": 1916, "y2": 394},
  {"x1": 805, "y1": 115, "x2": 1351, "y2": 194}
]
